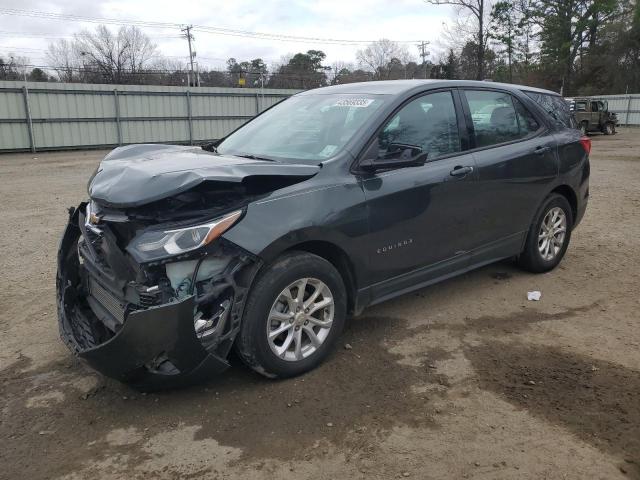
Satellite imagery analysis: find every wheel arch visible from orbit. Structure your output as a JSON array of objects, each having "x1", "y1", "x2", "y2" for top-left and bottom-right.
[
  {"x1": 550, "y1": 184, "x2": 578, "y2": 224},
  {"x1": 280, "y1": 240, "x2": 358, "y2": 316}
]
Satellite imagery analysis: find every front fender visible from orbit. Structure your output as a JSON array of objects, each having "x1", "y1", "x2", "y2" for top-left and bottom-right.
[{"x1": 222, "y1": 179, "x2": 369, "y2": 285}]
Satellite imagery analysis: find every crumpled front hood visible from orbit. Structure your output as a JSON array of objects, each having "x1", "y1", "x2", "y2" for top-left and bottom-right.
[{"x1": 88, "y1": 144, "x2": 321, "y2": 208}]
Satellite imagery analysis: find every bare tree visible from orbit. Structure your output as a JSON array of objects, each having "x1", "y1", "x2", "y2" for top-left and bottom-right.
[
  {"x1": 426, "y1": 0, "x2": 489, "y2": 80},
  {"x1": 76, "y1": 25, "x2": 158, "y2": 83},
  {"x1": 356, "y1": 39, "x2": 413, "y2": 79},
  {"x1": 0, "y1": 54, "x2": 26, "y2": 80},
  {"x1": 46, "y1": 25, "x2": 158, "y2": 84},
  {"x1": 46, "y1": 39, "x2": 80, "y2": 82}
]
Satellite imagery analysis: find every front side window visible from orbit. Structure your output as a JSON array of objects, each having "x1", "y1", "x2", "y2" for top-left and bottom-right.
[
  {"x1": 377, "y1": 91, "x2": 461, "y2": 160},
  {"x1": 217, "y1": 94, "x2": 386, "y2": 163}
]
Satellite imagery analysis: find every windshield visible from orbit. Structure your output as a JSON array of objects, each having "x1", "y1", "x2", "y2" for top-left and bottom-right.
[{"x1": 217, "y1": 94, "x2": 386, "y2": 163}]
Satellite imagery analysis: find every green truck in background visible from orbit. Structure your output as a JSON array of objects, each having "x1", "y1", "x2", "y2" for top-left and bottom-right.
[{"x1": 567, "y1": 98, "x2": 619, "y2": 135}]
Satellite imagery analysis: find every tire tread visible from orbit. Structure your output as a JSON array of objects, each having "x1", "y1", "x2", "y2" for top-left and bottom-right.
[{"x1": 235, "y1": 251, "x2": 346, "y2": 378}]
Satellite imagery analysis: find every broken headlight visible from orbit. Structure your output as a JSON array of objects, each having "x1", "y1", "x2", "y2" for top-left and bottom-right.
[{"x1": 127, "y1": 210, "x2": 242, "y2": 262}]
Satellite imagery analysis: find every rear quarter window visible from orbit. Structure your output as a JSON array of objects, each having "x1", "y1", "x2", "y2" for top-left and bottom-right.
[{"x1": 523, "y1": 91, "x2": 576, "y2": 129}]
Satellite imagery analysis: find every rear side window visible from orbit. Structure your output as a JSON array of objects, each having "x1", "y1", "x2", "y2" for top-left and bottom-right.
[
  {"x1": 524, "y1": 91, "x2": 576, "y2": 129},
  {"x1": 464, "y1": 90, "x2": 537, "y2": 148},
  {"x1": 514, "y1": 98, "x2": 540, "y2": 135}
]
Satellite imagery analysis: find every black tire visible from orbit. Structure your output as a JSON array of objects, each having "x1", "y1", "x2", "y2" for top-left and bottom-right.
[
  {"x1": 518, "y1": 193, "x2": 573, "y2": 273},
  {"x1": 235, "y1": 251, "x2": 347, "y2": 378},
  {"x1": 580, "y1": 121, "x2": 588, "y2": 136},
  {"x1": 604, "y1": 122, "x2": 615, "y2": 135}
]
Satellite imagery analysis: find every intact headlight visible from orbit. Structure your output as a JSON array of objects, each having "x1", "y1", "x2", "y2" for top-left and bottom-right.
[{"x1": 127, "y1": 210, "x2": 242, "y2": 262}]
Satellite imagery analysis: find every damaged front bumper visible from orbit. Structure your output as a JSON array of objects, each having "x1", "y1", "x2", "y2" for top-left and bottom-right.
[{"x1": 57, "y1": 204, "x2": 261, "y2": 390}]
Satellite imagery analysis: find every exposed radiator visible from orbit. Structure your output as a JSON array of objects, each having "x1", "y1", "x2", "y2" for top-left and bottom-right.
[{"x1": 88, "y1": 276, "x2": 126, "y2": 324}]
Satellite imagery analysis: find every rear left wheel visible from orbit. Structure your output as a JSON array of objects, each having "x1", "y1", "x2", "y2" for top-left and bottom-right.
[
  {"x1": 235, "y1": 251, "x2": 346, "y2": 378},
  {"x1": 518, "y1": 193, "x2": 573, "y2": 273}
]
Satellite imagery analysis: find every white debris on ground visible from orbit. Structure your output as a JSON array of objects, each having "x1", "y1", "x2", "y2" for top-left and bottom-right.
[{"x1": 527, "y1": 291, "x2": 542, "y2": 301}]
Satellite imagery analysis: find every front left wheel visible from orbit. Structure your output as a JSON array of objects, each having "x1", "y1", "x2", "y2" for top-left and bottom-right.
[
  {"x1": 235, "y1": 251, "x2": 347, "y2": 378},
  {"x1": 604, "y1": 122, "x2": 616, "y2": 135},
  {"x1": 580, "y1": 121, "x2": 589, "y2": 136}
]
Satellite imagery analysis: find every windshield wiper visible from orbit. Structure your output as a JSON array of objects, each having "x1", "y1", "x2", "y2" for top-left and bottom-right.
[{"x1": 233, "y1": 153, "x2": 276, "y2": 162}]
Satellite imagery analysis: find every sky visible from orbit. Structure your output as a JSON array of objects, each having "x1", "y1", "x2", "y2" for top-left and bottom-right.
[{"x1": 0, "y1": 0, "x2": 455, "y2": 72}]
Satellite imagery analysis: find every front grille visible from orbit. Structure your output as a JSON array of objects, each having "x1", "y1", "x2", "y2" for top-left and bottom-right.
[{"x1": 88, "y1": 276, "x2": 126, "y2": 324}]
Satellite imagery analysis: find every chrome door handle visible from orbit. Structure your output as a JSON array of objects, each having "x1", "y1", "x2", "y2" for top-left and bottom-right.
[
  {"x1": 534, "y1": 146, "x2": 551, "y2": 155},
  {"x1": 450, "y1": 165, "x2": 474, "y2": 177}
]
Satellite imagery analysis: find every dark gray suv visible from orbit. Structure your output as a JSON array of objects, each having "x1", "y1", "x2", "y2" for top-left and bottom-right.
[{"x1": 57, "y1": 80, "x2": 590, "y2": 389}]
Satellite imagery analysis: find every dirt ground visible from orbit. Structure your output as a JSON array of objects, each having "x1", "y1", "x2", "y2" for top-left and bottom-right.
[{"x1": 1, "y1": 130, "x2": 639, "y2": 480}]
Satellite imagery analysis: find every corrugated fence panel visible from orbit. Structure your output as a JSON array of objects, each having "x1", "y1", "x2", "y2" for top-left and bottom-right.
[
  {"x1": 192, "y1": 118, "x2": 247, "y2": 141},
  {"x1": 259, "y1": 95, "x2": 287, "y2": 111},
  {"x1": 122, "y1": 119, "x2": 189, "y2": 144},
  {"x1": 119, "y1": 92, "x2": 188, "y2": 118},
  {"x1": 29, "y1": 90, "x2": 116, "y2": 119},
  {"x1": 0, "y1": 123, "x2": 29, "y2": 150},
  {"x1": 0, "y1": 88, "x2": 26, "y2": 119},
  {"x1": 34, "y1": 121, "x2": 118, "y2": 149},
  {"x1": 0, "y1": 80, "x2": 297, "y2": 152},
  {"x1": 0, "y1": 87, "x2": 29, "y2": 150}
]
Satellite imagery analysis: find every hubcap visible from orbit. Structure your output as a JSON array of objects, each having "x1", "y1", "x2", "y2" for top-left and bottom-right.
[
  {"x1": 538, "y1": 207, "x2": 567, "y2": 261},
  {"x1": 266, "y1": 278, "x2": 334, "y2": 362}
]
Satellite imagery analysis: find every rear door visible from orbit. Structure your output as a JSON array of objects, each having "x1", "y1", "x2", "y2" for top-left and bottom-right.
[{"x1": 460, "y1": 88, "x2": 558, "y2": 263}]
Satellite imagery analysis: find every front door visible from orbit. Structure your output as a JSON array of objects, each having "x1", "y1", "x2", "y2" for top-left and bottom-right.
[{"x1": 359, "y1": 90, "x2": 478, "y2": 297}]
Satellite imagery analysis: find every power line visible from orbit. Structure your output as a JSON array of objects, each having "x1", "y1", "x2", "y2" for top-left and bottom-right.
[
  {"x1": 0, "y1": 30, "x2": 181, "y2": 39},
  {"x1": 0, "y1": 45, "x2": 46, "y2": 52},
  {"x1": 0, "y1": 8, "x2": 424, "y2": 46}
]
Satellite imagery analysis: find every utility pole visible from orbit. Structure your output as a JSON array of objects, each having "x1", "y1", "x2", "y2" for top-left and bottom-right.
[
  {"x1": 417, "y1": 41, "x2": 430, "y2": 79},
  {"x1": 181, "y1": 25, "x2": 196, "y2": 86}
]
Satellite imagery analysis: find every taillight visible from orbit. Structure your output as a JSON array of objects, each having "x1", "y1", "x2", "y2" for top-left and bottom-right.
[{"x1": 580, "y1": 136, "x2": 591, "y2": 155}]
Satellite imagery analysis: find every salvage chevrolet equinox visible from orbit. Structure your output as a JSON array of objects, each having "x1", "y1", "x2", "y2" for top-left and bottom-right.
[{"x1": 57, "y1": 80, "x2": 590, "y2": 389}]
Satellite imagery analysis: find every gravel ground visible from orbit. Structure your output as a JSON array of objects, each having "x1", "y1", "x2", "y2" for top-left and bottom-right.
[{"x1": 1, "y1": 130, "x2": 639, "y2": 480}]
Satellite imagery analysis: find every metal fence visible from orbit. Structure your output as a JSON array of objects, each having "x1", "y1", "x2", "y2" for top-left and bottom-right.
[
  {"x1": 580, "y1": 94, "x2": 640, "y2": 126},
  {"x1": 2, "y1": 81, "x2": 638, "y2": 153},
  {"x1": 0, "y1": 81, "x2": 298, "y2": 153}
]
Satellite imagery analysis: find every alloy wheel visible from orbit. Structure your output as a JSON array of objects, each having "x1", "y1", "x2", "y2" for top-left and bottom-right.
[
  {"x1": 266, "y1": 278, "x2": 334, "y2": 361},
  {"x1": 538, "y1": 207, "x2": 567, "y2": 261}
]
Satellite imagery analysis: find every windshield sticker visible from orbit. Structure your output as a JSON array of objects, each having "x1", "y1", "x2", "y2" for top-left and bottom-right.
[
  {"x1": 319, "y1": 145, "x2": 338, "y2": 157},
  {"x1": 333, "y1": 98, "x2": 375, "y2": 108}
]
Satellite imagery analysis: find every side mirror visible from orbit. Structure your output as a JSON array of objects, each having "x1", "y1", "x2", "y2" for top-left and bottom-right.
[
  {"x1": 201, "y1": 138, "x2": 225, "y2": 152},
  {"x1": 360, "y1": 143, "x2": 428, "y2": 171}
]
